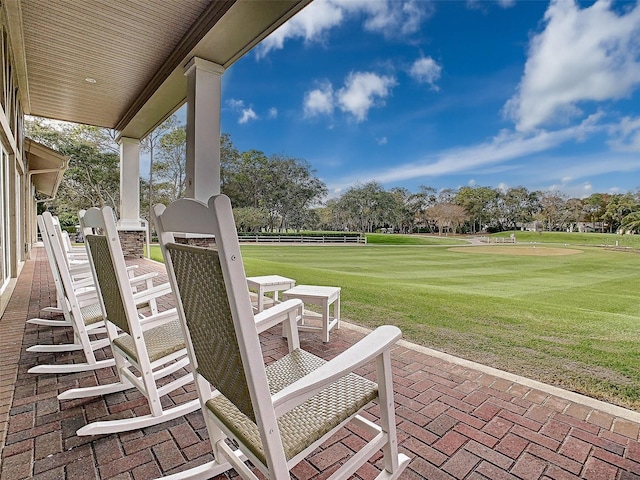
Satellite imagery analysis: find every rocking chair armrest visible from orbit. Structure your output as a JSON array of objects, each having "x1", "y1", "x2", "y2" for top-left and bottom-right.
[
  {"x1": 254, "y1": 299, "x2": 303, "y2": 333},
  {"x1": 75, "y1": 286, "x2": 97, "y2": 299},
  {"x1": 76, "y1": 289, "x2": 99, "y2": 307},
  {"x1": 138, "y1": 307, "x2": 179, "y2": 330},
  {"x1": 272, "y1": 325, "x2": 401, "y2": 415},
  {"x1": 127, "y1": 272, "x2": 158, "y2": 286},
  {"x1": 132, "y1": 282, "x2": 172, "y2": 306},
  {"x1": 68, "y1": 256, "x2": 89, "y2": 263},
  {"x1": 69, "y1": 262, "x2": 91, "y2": 275},
  {"x1": 73, "y1": 276, "x2": 95, "y2": 288}
]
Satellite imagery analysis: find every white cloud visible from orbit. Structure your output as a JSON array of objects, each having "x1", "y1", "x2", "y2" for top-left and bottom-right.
[
  {"x1": 541, "y1": 181, "x2": 595, "y2": 199},
  {"x1": 257, "y1": 0, "x2": 344, "y2": 58},
  {"x1": 608, "y1": 116, "x2": 640, "y2": 152},
  {"x1": 256, "y1": 0, "x2": 431, "y2": 58},
  {"x1": 409, "y1": 57, "x2": 442, "y2": 90},
  {"x1": 536, "y1": 154, "x2": 640, "y2": 183},
  {"x1": 304, "y1": 71, "x2": 397, "y2": 123},
  {"x1": 337, "y1": 72, "x2": 396, "y2": 122},
  {"x1": 545, "y1": 176, "x2": 579, "y2": 194},
  {"x1": 497, "y1": 0, "x2": 516, "y2": 8},
  {"x1": 353, "y1": 0, "x2": 431, "y2": 38},
  {"x1": 468, "y1": 179, "x2": 477, "y2": 186},
  {"x1": 304, "y1": 82, "x2": 335, "y2": 118},
  {"x1": 376, "y1": 136, "x2": 388, "y2": 145},
  {"x1": 329, "y1": 114, "x2": 606, "y2": 190},
  {"x1": 268, "y1": 108, "x2": 278, "y2": 119},
  {"x1": 467, "y1": 0, "x2": 515, "y2": 10},
  {"x1": 227, "y1": 98, "x2": 244, "y2": 109},
  {"x1": 227, "y1": 99, "x2": 259, "y2": 124},
  {"x1": 496, "y1": 182, "x2": 509, "y2": 193},
  {"x1": 239, "y1": 108, "x2": 258, "y2": 124},
  {"x1": 504, "y1": 0, "x2": 640, "y2": 132}
]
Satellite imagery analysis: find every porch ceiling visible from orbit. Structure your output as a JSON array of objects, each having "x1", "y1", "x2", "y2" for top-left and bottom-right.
[{"x1": 5, "y1": 0, "x2": 310, "y2": 139}]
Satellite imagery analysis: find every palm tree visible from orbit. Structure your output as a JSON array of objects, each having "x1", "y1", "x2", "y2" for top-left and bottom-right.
[{"x1": 621, "y1": 211, "x2": 640, "y2": 233}]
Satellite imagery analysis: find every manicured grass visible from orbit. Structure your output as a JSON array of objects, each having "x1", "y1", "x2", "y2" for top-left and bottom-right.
[
  {"x1": 148, "y1": 245, "x2": 164, "y2": 263},
  {"x1": 366, "y1": 233, "x2": 468, "y2": 245},
  {"x1": 148, "y1": 242, "x2": 640, "y2": 409},
  {"x1": 493, "y1": 230, "x2": 640, "y2": 248}
]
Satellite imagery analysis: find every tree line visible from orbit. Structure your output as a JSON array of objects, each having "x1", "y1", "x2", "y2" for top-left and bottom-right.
[
  {"x1": 321, "y1": 183, "x2": 640, "y2": 235},
  {"x1": 26, "y1": 117, "x2": 640, "y2": 235}
]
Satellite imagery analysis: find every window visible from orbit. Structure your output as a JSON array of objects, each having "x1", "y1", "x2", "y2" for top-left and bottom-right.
[{"x1": 0, "y1": 147, "x2": 9, "y2": 290}]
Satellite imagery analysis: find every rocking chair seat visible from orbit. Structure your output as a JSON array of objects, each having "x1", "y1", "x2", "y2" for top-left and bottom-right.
[
  {"x1": 113, "y1": 320, "x2": 185, "y2": 363},
  {"x1": 80, "y1": 303, "x2": 105, "y2": 326},
  {"x1": 206, "y1": 348, "x2": 378, "y2": 466}
]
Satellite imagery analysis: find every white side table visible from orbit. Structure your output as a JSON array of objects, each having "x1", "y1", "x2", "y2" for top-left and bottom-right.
[
  {"x1": 246, "y1": 275, "x2": 296, "y2": 312},
  {"x1": 282, "y1": 285, "x2": 341, "y2": 343}
]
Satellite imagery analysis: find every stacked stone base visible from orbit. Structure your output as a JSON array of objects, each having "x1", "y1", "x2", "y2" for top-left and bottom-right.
[
  {"x1": 118, "y1": 230, "x2": 145, "y2": 259},
  {"x1": 173, "y1": 236, "x2": 215, "y2": 248}
]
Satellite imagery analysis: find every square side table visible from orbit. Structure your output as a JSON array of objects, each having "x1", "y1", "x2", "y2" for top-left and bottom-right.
[
  {"x1": 282, "y1": 285, "x2": 341, "y2": 343},
  {"x1": 246, "y1": 275, "x2": 296, "y2": 312}
]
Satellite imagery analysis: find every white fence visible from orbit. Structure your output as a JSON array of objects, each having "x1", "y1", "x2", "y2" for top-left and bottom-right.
[
  {"x1": 238, "y1": 234, "x2": 365, "y2": 244},
  {"x1": 478, "y1": 235, "x2": 516, "y2": 244}
]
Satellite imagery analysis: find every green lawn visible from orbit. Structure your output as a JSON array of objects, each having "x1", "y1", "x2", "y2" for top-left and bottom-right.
[
  {"x1": 148, "y1": 242, "x2": 640, "y2": 409},
  {"x1": 366, "y1": 233, "x2": 468, "y2": 245},
  {"x1": 493, "y1": 230, "x2": 640, "y2": 248}
]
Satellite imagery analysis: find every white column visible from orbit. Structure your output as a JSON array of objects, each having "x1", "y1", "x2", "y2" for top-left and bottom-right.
[
  {"x1": 118, "y1": 137, "x2": 141, "y2": 228},
  {"x1": 184, "y1": 57, "x2": 225, "y2": 202}
]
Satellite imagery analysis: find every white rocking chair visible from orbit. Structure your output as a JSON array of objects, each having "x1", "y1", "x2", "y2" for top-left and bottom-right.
[
  {"x1": 50, "y1": 214, "x2": 93, "y2": 280},
  {"x1": 27, "y1": 213, "x2": 114, "y2": 373},
  {"x1": 67, "y1": 206, "x2": 199, "y2": 436},
  {"x1": 154, "y1": 195, "x2": 410, "y2": 480},
  {"x1": 29, "y1": 213, "x2": 95, "y2": 325},
  {"x1": 28, "y1": 211, "x2": 168, "y2": 359},
  {"x1": 31, "y1": 212, "x2": 147, "y2": 324}
]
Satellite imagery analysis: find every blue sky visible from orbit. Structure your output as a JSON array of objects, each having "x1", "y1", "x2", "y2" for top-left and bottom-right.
[{"x1": 216, "y1": 0, "x2": 640, "y2": 199}]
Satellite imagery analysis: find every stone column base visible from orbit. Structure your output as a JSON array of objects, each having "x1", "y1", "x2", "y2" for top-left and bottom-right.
[
  {"x1": 118, "y1": 230, "x2": 145, "y2": 259},
  {"x1": 173, "y1": 236, "x2": 216, "y2": 248}
]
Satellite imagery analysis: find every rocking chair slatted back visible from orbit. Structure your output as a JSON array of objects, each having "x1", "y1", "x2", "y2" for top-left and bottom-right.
[
  {"x1": 86, "y1": 234, "x2": 131, "y2": 335},
  {"x1": 167, "y1": 242, "x2": 255, "y2": 421}
]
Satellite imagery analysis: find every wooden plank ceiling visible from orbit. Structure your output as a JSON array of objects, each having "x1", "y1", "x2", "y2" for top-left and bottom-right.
[
  {"x1": 19, "y1": 0, "x2": 220, "y2": 128},
  {"x1": 10, "y1": 0, "x2": 309, "y2": 138}
]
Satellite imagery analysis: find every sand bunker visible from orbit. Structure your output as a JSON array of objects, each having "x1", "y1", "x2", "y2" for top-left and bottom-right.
[{"x1": 448, "y1": 245, "x2": 583, "y2": 256}]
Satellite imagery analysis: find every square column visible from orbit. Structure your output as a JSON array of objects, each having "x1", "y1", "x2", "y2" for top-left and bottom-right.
[
  {"x1": 184, "y1": 57, "x2": 225, "y2": 201},
  {"x1": 118, "y1": 137, "x2": 142, "y2": 229},
  {"x1": 118, "y1": 137, "x2": 146, "y2": 257}
]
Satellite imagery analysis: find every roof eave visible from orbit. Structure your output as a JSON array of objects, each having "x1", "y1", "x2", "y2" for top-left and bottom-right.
[
  {"x1": 25, "y1": 137, "x2": 69, "y2": 198},
  {"x1": 117, "y1": 0, "x2": 312, "y2": 140}
]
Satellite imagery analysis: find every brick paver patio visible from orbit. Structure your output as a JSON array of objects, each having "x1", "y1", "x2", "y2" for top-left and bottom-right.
[{"x1": 2, "y1": 246, "x2": 640, "y2": 479}]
